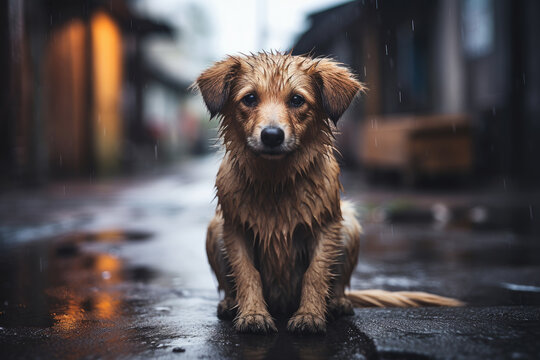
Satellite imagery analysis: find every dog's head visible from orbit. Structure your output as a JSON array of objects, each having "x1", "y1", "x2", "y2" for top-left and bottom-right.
[{"x1": 194, "y1": 52, "x2": 364, "y2": 159}]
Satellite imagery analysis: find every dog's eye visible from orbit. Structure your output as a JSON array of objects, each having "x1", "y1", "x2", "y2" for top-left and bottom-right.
[
  {"x1": 241, "y1": 93, "x2": 258, "y2": 107},
  {"x1": 289, "y1": 94, "x2": 305, "y2": 108}
]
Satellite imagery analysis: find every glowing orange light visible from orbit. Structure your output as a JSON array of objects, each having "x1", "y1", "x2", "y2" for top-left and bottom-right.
[
  {"x1": 95, "y1": 253, "x2": 122, "y2": 274},
  {"x1": 91, "y1": 11, "x2": 123, "y2": 174},
  {"x1": 53, "y1": 298, "x2": 86, "y2": 332},
  {"x1": 94, "y1": 293, "x2": 120, "y2": 320}
]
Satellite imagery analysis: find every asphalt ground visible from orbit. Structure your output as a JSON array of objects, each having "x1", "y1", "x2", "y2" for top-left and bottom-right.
[{"x1": 1, "y1": 154, "x2": 539, "y2": 359}]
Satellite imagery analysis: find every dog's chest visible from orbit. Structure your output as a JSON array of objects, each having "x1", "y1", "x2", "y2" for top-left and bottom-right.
[
  {"x1": 216, "y1": 167, "x2": 340, "y2": 244},
  {"x1": 252, "y1": 228, "x2": 313, "y2": 314}
]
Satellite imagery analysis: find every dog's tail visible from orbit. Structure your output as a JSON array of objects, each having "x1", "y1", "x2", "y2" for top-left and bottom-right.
[{"x1": 346, "y1": 289, "x2": 464, "y2": 308}]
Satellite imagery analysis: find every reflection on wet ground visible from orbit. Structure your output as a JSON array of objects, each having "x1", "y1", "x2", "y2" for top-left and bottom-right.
[
  {"x1": 0, "y1": 231, "x2": 151, "y2": 357},
  {"x1": 354, "y1": 200, "x2": 540, "y2": 307},
  {"x1": 1, "y1": 157, "x2": 540, "y2": 359},
  {"x1": 0, "y1": 228, "x2": 377, "y2": 359},
  {"x1": 204, "y1": 319, "x2": 378, "y2": 360}
]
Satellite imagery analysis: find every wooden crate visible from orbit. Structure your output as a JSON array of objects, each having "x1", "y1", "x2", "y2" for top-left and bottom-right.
[{"x1": 360, "y1": 114, "x2": 472, "y2": 176}]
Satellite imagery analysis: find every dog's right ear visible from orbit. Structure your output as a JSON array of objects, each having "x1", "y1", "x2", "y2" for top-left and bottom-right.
[{"x1": 193, "y1": 57, "x2": 239, "y2": 118}]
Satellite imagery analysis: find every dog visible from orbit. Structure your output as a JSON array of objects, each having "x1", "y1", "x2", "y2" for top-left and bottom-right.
[{"x1": 194, "y1": 52, "x2": 462, "y2": 334}]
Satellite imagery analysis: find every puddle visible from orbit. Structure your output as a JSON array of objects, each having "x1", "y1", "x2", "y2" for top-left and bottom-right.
[
  {"x1": 50, "y1": 230, "x2": 153, "y2": 258},
  {"x1": 374, "y1": 202, "x2": 539, "y2": 236},
  {"x1": 194, "y1": 318, "x2": 378, "y2": 360},
  {"x1": 55, "y1": 242, "x2": 80, "y2": 257},
  {"x1": 58, "y1": 230, "x2": 154, "y2": 244},
  {"x1": 123, "y1": 266, "x2": 159, "y2": 283},
  {"x1": 379, "y1": 351, "x2": 431, "y2": 360},
  {"x1": 0, "y1": 244, "x2": 126, "y2": 328},
  {"x1": 500, "y1": 283, "x2": 540, "y2": 293},
  {"x1": 0, "y1": 229, "x2": 164, "y2": 358}
]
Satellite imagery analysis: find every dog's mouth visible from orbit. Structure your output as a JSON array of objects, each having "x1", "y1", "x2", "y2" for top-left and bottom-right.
[
  {"x1": 259, "y1": 152, "x2": 287, "y2": 160},
  {"x1": 250, "y1": 147, "x2": 291, "y2": 160}
]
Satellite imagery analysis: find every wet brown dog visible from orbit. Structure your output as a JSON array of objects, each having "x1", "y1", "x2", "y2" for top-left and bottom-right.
[{"x1": 195, "y1": 52, "x2": 461, "y2": 334}]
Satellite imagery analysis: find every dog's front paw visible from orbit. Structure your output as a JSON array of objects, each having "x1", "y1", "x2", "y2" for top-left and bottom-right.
[
  {"x1": 328, "y1": 297, "x2": 354, "y2": 319},
  {"x1": 217, "y1": 297, "x2": 237, "y2": 320},
  {"x1": 234, "y1": 313, "x2": 277, "y2": 334},
  {"x1": 287, "y1": 312, "x2": 326, "y2": 334}
]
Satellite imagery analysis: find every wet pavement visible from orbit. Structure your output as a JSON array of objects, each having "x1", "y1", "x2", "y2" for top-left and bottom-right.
[{"x1": 1, "y1": 154, "x2": 540, "y2": 359}]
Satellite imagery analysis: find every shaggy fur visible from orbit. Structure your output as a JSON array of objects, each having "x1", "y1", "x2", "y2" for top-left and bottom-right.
[{"x1": 195, "y1": 52, "x2": 462, "y2": 335}]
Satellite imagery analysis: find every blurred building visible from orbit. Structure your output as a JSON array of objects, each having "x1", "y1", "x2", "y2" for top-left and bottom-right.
[
  {"x1": 0, "y1": 0, "x2": 192, "y2": 186},
  {"x1": 293, "y1": 0, "x2": 540, "y2": 186}
]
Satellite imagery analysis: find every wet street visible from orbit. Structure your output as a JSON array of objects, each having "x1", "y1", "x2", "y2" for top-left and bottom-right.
[{"x1": 1, "y1": 154, "x2": 540, "y2": 360}]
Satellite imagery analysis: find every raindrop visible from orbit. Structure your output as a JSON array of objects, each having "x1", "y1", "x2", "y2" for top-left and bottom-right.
[
  {"x1": 154, "y1": 306, "x2": 171, "y2": 312},
  {"x1": 385, "y1": 44, "x2": 388, "y2": 56},
  {"x1": 154, "y1": 144, "x2": 158, "y2": 159},
  {"x1": 433, "y1": 203, "x2": 450, "y2": 224},
  {"x1": 376, "y1": 0, "x2": 379, "y2": 9},
  {"x1": 470, "y1": 206, "x2": 488, "y2": 223},
  {"x1": 39, "y1": 257, "x2": 43, "y2": 272},
  {"x1": 374, "y1": 137, "x2": 378, "y2": 147},
  {"x1": 411, "y1": 19, "x2": 415, "y2": 31},
  {"x1": 59, "y1": 155, "x2": 63, "y2": 167},
  {"x1": 363, "y1": 65, "x2": 367, "y2": 77},
  {"x1": 503, "y1": 178, "x2": 507, "y2": 191},
  {"x1": 398, "y1": 91, "x2": 402, "y2": 103},
  {"x1": 492, "y1": 107, "x2": 496, "y2": 116},
  {"x1": 523, "y1": 72, "x2": 526, "y2": 85},
  {"x1": 530, "y1": 205, "x2": 534, "y2": 220}
]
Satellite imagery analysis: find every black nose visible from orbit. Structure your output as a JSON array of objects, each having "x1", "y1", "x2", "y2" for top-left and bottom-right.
[{"x1": 261, "y1": 127, "x2": 284, "y2": 148}]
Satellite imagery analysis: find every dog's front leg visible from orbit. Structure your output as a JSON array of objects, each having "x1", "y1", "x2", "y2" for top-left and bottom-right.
[
  {"x1": 287, "y1": 224, "x2": 342, "y2": 334},
  {"x1": 223, "y1": 225, "x2": 277, "y2": 334}
]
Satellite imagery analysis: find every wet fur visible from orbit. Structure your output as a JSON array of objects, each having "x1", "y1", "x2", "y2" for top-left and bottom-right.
[{"x1": 196, "y1": 52, "x2": 462, "y2": 335}]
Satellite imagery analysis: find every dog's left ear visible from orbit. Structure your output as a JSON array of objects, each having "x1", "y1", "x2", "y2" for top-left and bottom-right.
[
  {"x1": 193, "y1": 57, "x2": 240, "y2": 118},
  {"x1": 314, "y1": 59, "x2": 365, "y2": 124}
]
